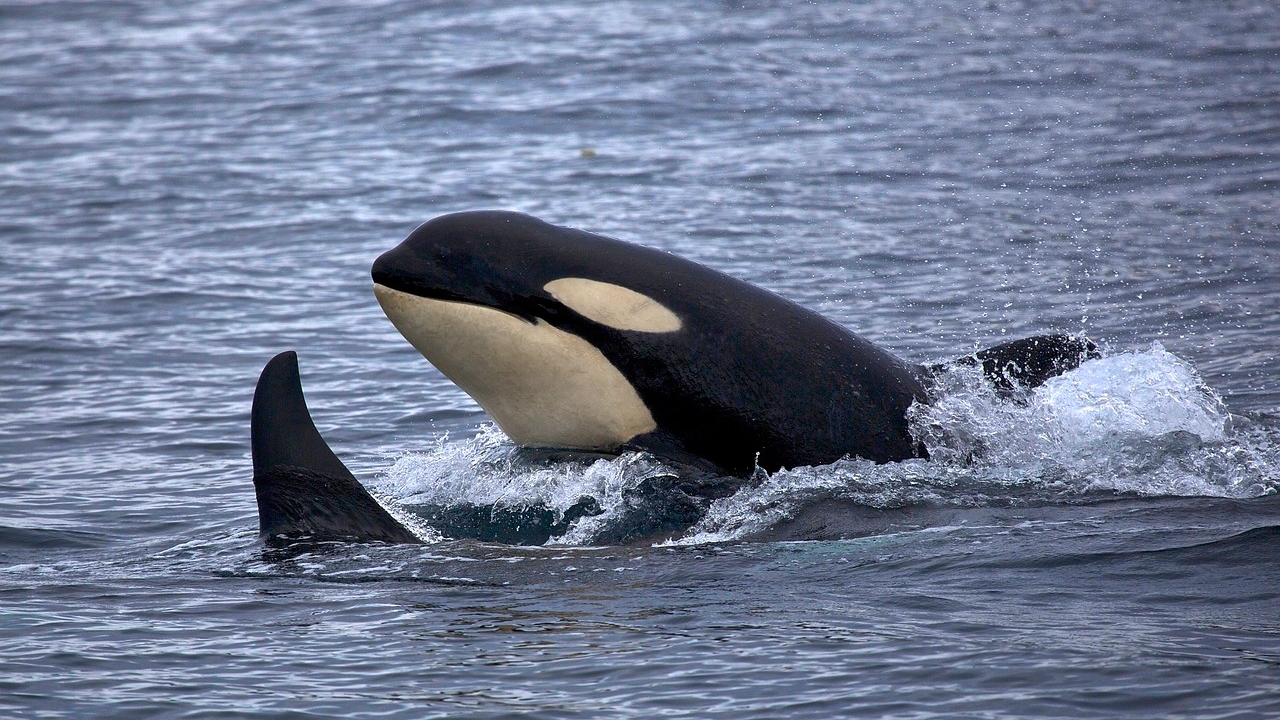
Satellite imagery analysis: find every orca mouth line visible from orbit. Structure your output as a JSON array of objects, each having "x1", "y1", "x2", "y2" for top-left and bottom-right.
[
  {"x1": 372, "y1": 283, "x2": 540, "y2": 327},
  {"x1": 369, "y1": 271, "x2": 479, "y2": 307}
]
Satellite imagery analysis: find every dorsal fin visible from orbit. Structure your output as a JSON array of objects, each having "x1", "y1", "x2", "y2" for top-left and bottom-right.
[
  {"x1": 250, "y1": 352, "x2": 421, "y2": 545},
  {"x1": 921, "y1": 333, "x2": 1100, "y2": 395},
  {"x1": 252, "y1": 352, "x2": 356, "y2": 481}
]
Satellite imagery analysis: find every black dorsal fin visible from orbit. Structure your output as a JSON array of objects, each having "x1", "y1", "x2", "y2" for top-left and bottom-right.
[
  {"x1": 921, "y1": 333, "x2": 1101, "y2": 395},
  {"x1": 250, "y1": 352, "x2": 421, "y2": 545},
  {"x1": 251, "y1": 351, "x2": 356, "y2": 481}
]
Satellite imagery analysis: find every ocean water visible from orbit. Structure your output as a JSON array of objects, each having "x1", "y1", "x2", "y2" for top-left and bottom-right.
[{"x1": 2, "y1": 0, "x2": 1279, "y2": 716}]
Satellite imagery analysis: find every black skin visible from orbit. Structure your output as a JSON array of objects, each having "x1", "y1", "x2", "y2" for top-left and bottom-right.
[
  {"x1": 251, "y1": 351, "x2": 421, "y2": 545},
  {"x1": 372, "y1": 211, "x2": 1094, "y2": 475}
]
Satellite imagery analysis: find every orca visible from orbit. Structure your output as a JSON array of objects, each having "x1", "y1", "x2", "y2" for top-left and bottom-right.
[
  {"x1": 371, "y1": 211, "x2": 1098, "y2": 476},
  {"x1": 247, "y1": 211, "x2": 1097, "y2": 544}
]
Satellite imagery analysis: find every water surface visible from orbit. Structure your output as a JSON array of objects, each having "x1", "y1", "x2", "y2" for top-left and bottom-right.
[{"x1": 1, "y1": 0, "x2": 1278, "y2": 716}]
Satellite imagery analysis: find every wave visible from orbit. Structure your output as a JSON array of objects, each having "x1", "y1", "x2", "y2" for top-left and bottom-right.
[{"x1": 0, "y1": 525, "x2": 108, "y2": 551}]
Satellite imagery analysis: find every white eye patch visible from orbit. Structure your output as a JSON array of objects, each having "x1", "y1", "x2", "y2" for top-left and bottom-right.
[{"x1": 543, "y1": 278, "x2": 682, "y2": 333}]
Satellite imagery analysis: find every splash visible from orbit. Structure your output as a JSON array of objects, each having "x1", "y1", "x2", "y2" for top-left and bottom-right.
[
  {"x1": 377, "y1": 345, "x2": 1277, "y2": 547},
  {"x1": 375, "y1": 426, "x2": 692, "y2": 545},
  {"x1": 931, "y1": 343, "x2": 1226, "y2": 455},
  {"x1": 676, "y1": 344, "x2": 1276, "y2": 545}
]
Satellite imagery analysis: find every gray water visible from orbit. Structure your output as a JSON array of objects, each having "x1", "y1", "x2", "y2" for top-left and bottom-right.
[{"x1": 2, "y1": 0, "x2": 1279, "y2": 716}]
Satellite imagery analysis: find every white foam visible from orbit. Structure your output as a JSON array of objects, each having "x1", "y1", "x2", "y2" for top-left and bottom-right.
[
  {"x1": 1034, "y1": 342, "x2": 1230, "y2": 445},
  {"x1": 374, "y1": 425, "x2": 679, "y2": 544}
]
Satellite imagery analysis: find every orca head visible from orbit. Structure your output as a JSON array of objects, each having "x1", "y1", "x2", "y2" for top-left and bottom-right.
[{"x1": 371, "y1": 211, "x2": 683, "y2": 452}]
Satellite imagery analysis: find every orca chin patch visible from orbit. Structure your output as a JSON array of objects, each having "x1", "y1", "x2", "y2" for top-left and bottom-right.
[
  {"x1": 372, "y1": 283, "x2": 657, "y2": 449},
  {"x1": 544, "y1": 278, "x2": 682, "y2": 333}
]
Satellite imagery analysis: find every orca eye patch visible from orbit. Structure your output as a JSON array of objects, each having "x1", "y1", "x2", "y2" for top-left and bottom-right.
[{"x1": 543, "y1": 278, "x2": 682, "y2": 333}]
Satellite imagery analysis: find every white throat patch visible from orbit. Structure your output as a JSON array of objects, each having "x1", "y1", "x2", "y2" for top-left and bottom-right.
[
  {"x1": 373, "y1": 283, "x2": 657, "y2": 450},
  {"x1": 543, "y1": 278, "x2": 682, "y2": 333}
]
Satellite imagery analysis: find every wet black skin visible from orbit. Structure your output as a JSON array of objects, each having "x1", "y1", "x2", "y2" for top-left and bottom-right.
[
  {"x1": 251, "y1": 351, "x2": 422, "y2": 545},
  {"x1": 372, "y1": 211, "x2": 1093, "y2": 475}
]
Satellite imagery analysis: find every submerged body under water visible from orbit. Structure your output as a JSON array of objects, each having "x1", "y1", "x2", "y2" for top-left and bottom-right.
[{"x1": 2, "y1": 0, "x2": 1278, "y2": 716}]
